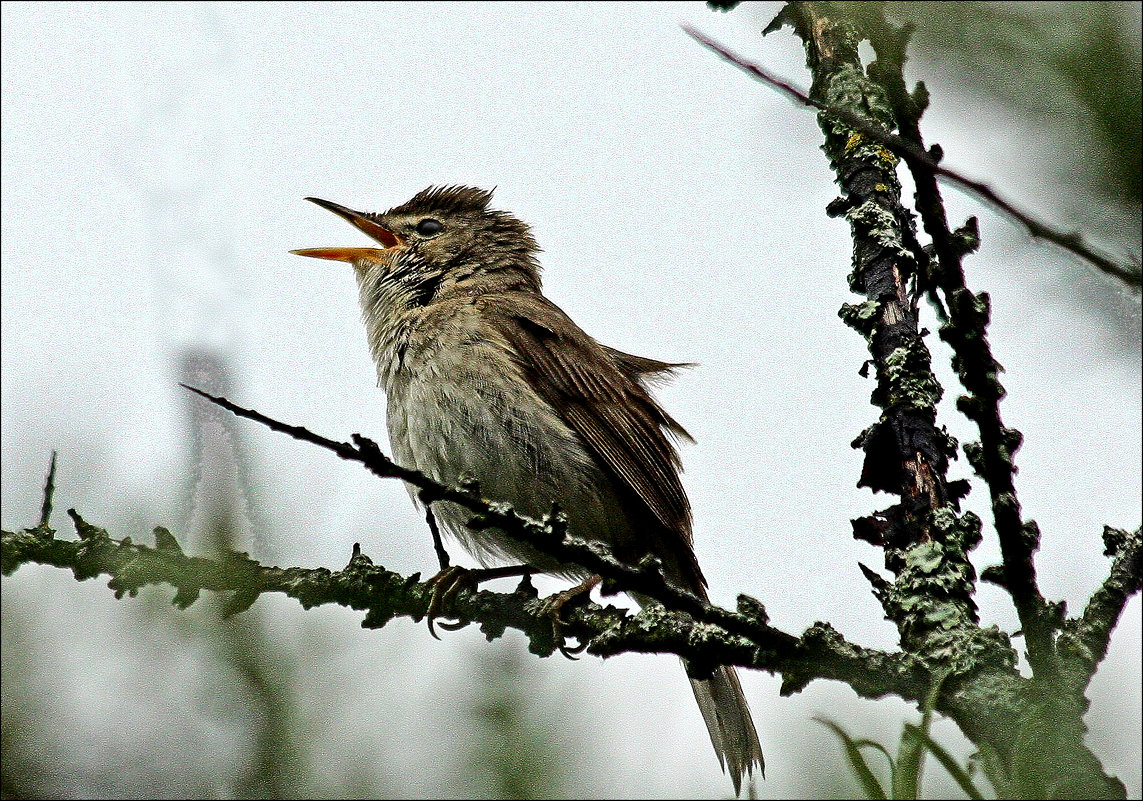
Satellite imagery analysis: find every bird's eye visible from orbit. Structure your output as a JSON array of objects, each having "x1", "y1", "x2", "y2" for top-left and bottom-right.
[{"x1": 415, "y1": 218, "x2": 443, "y2": 237}]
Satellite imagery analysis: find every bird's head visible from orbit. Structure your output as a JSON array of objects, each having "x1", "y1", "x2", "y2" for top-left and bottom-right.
[{"x1": 292, "y1": 186, "x2": 542, "y2": 304}]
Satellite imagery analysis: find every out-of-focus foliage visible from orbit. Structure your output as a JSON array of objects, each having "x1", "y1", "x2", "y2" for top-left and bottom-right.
[
  {"x1": 1, "y1": 609, "x2": 54, "y2": 799},
  {"x1": 463, "y1": 646, "x2": 575, "y2": 799},
  {"x1": 880, "y1": 1, "x2": 1141, "y2": 210}
]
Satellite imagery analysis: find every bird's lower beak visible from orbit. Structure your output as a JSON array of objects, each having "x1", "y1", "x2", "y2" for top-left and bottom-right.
[
  {"x1": 290, "y1": 247, "x2": 391, "y2": 263},
  {"x1": 291, "y1": 196, "x2": 404, "y2": 263}
]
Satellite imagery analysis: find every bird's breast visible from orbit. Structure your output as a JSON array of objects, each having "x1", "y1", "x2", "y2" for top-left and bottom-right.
[
  {"x1": 383, "y1": 312, "x2": 582, "y2": 491},
  {"x1": 376, "y1": 305, "x2": 628, "y2": 570}
]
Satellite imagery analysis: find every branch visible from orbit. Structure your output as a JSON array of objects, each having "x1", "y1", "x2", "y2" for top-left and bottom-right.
[
  {"x1": 715, "y1": 5, "x2": 1128, "y2": 794},
  {"x1": 177, "y1": 384, "x2": 802, "y2": 653},
  {"x1": 852, "y1": 7, "x2": 1060, "y2": 688},
  {"x1": 165, "y1": 391, "x2": 1058, "y2": 740},
  {"x1": 682, "y1": 24, "x2": 1142, "y2": 289},
  {"x1": 1059, "y1": 526, "x2": 1143, "y2": 689},
  {"x1": 748, "y1": 3, "x2": 984, "y2": 660},
  {"x1": 0, "y1": 426, "x2": 1047, "y2": 782},
  {"x1": 0, "y1": 510, "x2": 927, "y2": 705}
]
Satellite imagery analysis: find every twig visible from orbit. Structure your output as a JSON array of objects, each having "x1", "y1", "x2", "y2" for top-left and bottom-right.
[
  {"x1": 1064, "y1": 526, "x2": 1143, "y2": 688},
  {"x1": 681, "y1": 24, "x2": 1141, "y2": 288},
  {"x1": 177, "y1": 384, "x2": 799, "y2": 653},
  {"x1": 38, "y1": 450, "x2": 58, "y2": 529},
  {"x1": 422, "y1": 502, "x2": 451, "y2": 571}
]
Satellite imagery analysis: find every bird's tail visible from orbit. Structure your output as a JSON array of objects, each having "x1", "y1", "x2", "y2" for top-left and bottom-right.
[
  {"x1": 688, "y1": 662, "x2": 765, "y2": 795},
  {"x1": 632, "y1": 580, "x2": 764, "y2": 796}
]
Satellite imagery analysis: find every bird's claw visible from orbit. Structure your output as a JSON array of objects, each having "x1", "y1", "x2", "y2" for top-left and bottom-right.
[
  {"x1": 556, "y1": 638, "x2": 589, "y2": 659},
  {"x1": 422, "y1": 563, "x2": 534, "y2": 637},
  {"x1": 424, "y1": 565, "x2": 477, "y2": 638},
  {"x1": 539, "y1": 575, "x2": 601, "y2": 659}
]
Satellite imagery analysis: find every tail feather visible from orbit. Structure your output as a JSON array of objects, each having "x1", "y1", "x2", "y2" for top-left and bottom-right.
[
  {"x1": 631, "y1": 584, "x2": 764, "y2": 795},
  {"x1": 689, "y1": 663, "x2": 765, "y2": 795}
]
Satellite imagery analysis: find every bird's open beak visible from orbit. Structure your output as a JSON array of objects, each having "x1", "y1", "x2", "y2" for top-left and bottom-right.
[{"x1": 291, "y1": 197, "x2": 404, "y2": 263}]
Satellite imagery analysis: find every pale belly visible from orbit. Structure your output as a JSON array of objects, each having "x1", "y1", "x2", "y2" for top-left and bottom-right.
[{"x1": 383, "y1": 342, "x2": 629, "y2": 575}]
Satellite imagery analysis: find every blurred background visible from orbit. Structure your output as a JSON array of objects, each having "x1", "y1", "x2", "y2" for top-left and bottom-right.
[{"x1": 2, "y1": 2, "x2": 1139, "y2": 798}]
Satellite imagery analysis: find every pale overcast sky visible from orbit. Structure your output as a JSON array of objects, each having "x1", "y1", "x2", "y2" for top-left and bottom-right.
[{"x1": 2, "y1": 2, "x2": 1139, "y2": 798}]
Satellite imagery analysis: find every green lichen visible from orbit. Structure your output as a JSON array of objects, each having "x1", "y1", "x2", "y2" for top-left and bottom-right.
[
  {"x1": 884, "y1": 342, "x2": 943, "y2": 410},
  {"x1": 839, "y1": 299, "x2": 882, "y2": 337},
  {"x1": 876, "y1": 506, "x2": 982, "y2": 645},
  {"x1": 818, "y1": 57, "x2": 897, "y2": 158},
  {"x1": 846, "y1": 200, "x2": 913, "y2": 262},
  {"x1": 920, "y1": 625, "x2": 1017, "y2": 677},
  {"x1": 930, "y1": 505, "x2": 983, "y2": 552}
]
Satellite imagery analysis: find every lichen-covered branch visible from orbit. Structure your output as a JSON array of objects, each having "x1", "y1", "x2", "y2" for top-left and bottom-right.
[
  {"x1": 853, "y1": 4, "x2": 1060, "y2": 688},
  {"x1": 768, "y1": 2, "x2": 982, "y2": 669},
  {"x1": 691, "y1": 3, "x2": 1136, "y2": 796},
  {"x1": 177, "y1": 385, "x2": 797, "y2": 653},
  {"x1": 0, "y1": 509, "x2": 925, "y2": 706},
  {"x1": 1059, "y1": 526, "x2": 1143, "y2": 690},
  {"x1": 683, "y1": 22, "x2": 1142, "y2": 289},
  {"x1": 4, "y1": 403, "x2": 1134, "y2": 799}
]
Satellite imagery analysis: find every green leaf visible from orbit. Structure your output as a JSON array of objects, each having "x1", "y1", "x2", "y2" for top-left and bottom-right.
[
  {"x1": 903, "y1": 724, "x2": 986, "y2": 800},
  {"x1": 895, "y1": 721, "x2": 924, "y2": 799},
  {"x1": 853, "y1": 738, "x2": 897, "y2": 780},
  {"x1": 895, "y1": 670, "x2": 950, "y2": 798},
  {"x1": 815, "y1": 717, "x2": 890, "y2": 800}
]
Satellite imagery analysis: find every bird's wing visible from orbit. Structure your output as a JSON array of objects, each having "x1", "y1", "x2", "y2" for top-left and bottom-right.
[
  {"x1": 480, "y1": 292, "x2": 702, "y2": 586},
  {"x1": 601, "y1": 345, "x2": 694, "y2": 381},
  {"x1": 600, "y1": 346, "x2": 698, "y2": 439}
]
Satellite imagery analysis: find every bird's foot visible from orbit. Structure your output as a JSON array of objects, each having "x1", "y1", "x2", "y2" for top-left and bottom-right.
[
  {"x1": 540, "y1": 574, "x2": 602, "y2": 659},
  {"x1": 423, "y1": 563, "x2": 533, "y2": 639}
]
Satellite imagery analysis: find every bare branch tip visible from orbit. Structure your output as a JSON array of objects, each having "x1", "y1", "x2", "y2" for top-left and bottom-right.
[{"x1": 38, "y1": 450, "x2": 58, "y2": 529}]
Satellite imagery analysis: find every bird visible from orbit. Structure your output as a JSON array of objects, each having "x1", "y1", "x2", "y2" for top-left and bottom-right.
[{"x1": 292, "y1": 185, "x2": 764, "y2": 792}]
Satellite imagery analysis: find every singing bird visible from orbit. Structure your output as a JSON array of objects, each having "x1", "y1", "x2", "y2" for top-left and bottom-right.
[{"x1": 292, "y1": 186, "x2": 764, "y2": 791}]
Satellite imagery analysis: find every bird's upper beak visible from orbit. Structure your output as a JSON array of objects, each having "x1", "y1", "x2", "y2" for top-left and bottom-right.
[{"x1": 291, "y1": 197, "x2": 404, "y2": 263}]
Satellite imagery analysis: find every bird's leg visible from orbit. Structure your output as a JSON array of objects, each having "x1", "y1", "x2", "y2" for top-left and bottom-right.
[
  {"x1": 417, "y1": 498, "x2": 535, "y2": 637},
  {"x1": 422, "y1": 501, "x2": 451, "y2": 571},
  {"x1": 423, "y1": 563, "x2": 534, "y2": 639},
  {"x1": 540, "y1": 574, "x2": 602, "y2": 658}
]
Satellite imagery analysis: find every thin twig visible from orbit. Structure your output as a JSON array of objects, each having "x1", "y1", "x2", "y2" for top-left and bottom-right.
[
  {"x1": 1066, "y1": 526, "x2": 1143, "y2": 688},
  {"x1": 178, "y1": 384, "x2": 799, "y2": 653},
  {"x1": 423, "y1": 503, "x2": 451, "y2": 571},
  {"x1": 38, "y1": 450, "x2": 58, "y2": 529},
  {"x1": 682, "y1": 24, "x2": 1141, "y2": 288}
]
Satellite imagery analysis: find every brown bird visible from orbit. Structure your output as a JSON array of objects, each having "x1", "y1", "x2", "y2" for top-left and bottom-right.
[{"x1": 292, "y1": 186, "x2": 764, "y2": 792}]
